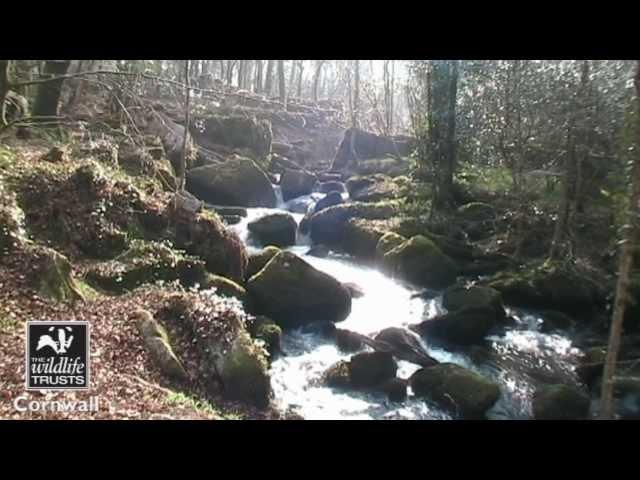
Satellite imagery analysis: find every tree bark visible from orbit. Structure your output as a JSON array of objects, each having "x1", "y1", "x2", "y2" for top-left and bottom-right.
[
  {"x1": 32, "y1": 60, "x2": 71, "y2": 118},
  {"x1": 0, "y1": 60, "x2": 10, "y2": 126},
  {"x1": 599, "y1": 60, "x2": 640, "y2": 419},
  {"x1": 277, "y1": 60, "x2": 286, "y2": 109},
  {"x1": 312, "y1": 60, "x2": 326, "y2": 103},
  {"x1": 255, "y1": 60, "x2": 264, "y2": 94},
  {"x1": 179, "y1": 60, "x2": 191, "y2": 191},
  {"x1": 264, "y1": 60, "x2": 275, "y2": 96},
  {"x1": 296, "y1": 61, "x2": 304, "y2": 99},
  {"x1": 352, "y1": 60, "x2": 360, "y2": 128}
]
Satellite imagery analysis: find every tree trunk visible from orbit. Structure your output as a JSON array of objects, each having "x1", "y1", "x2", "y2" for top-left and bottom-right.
[
  {"x1": 277, "y1": 60, "x2": 286, "y2": 109},
  {"x1": 288, "y1": 61, "x2": 296, "y2": 95},
  {"x1": 264, "y1": 60, "x2": 275, "y2": 96},
  {"x1": 255, "y1": 60, "x2": 264, "y2": 94},
  {"x1": 296, "y1": 61, "x2": 304, "y2": 99},
  {"x1": 352, "y1": 60, "x2": 360, "y2": 128},
  {"x1": 443, "y1": 60, "x2": 458, "y2": 201},
  {"x1": 0, "y1": 60, "x2": 10, "y2": 126},
  {"x1": 32, "y1": 60, "x2": 71, "y2": 118},
  {"x1": 312, "y1": 60, "x2": 325, "y2": 103},
  {"x1": 179, "y1": 60, "x2": 191, "y2": 191},
  {"x1": 599, "y1": 61, "x2": 640, "y2": 419}
]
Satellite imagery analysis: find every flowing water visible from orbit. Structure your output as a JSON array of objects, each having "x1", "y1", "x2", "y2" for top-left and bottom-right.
[{"x1": 229, "y1": 189, "x2": 585, "y2": 420}]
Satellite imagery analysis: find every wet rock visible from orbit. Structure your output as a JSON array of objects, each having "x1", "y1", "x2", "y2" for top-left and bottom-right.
[
  {"x1": 414, "y1": 306, "x2": 499, "y2": 346},
  {"x1": 374, "y1": 327, "x2": 438, "y2": 367},
  {"x1": 486, "y1": 261, "x2": 602, "y2": 315},
  {"x1": 317, "y1": 181, "x2": 346, "y2": 193},
  {"x1": 335, "y1": 328, "x2": 364, "y2": 352},
  {"x1": 133, "y1": 309, "x2": 187, "y2": 380},
  {"x1": 280, "y1": 168, "x2": 317, "y2": 201},
  {"x1": 248, "y1": 212, "x2": 297, "y2": 247},
  {"x1": 318, "y1": 172, "x2": 343, "y2": 183},
  {"x1": 246, "y1": 251, "x2": 352, "y2": 329},
  {"x1": 186, "y1": 156, "x2": 277, "y2": 207},
  {"x1": 443, "y1": 285, "x2": 506, "y2": 320},
  {"x1": 208, "y1": 205, "x2": 248, "y2": 217},
  {"x1": 350, "y1": 351, "x2": 398, "y2": 388},
  {"x1": 380, "y1": 378, "x2": 408, "y2": 402},
  {"x1": 247, "y1": 316, "x2": 282, "y2": 359},
  {"x1": 343, "y1": 282, "x2": 365, "y2": 298},
  {"x1": 246, "y1": 246, "x2": 281, "y2": 280},
  {"x1": 174, "y1": 209, "x2": 248, "y2": 283},
  {"x1": 532, "y1": 384, "x2": 590, "y2": 420},
  {"x1": 342, "y1": 219, "x2": 387, "y2": 259},
  {"x1": 539, "y1": 310, "x2": 576, "y2": 332},
  {"x1": 222, "y1": 214, "x2": 243, "y2": 225},
  {"x1": 323, "y1": 360, "x2": 352, "y2": 389},
  {"x1": 309, "y1": 201, "x2": 398, "y2": 246},
  {"x1": 383, "y1": 235, "x2": 458, "y2": 290},
  {"x1": 410, "y1": 363, "x2": 500, "y2": 418},
  {"x1": 313, "y1": 191, "x2": 343, "y2": 214}
]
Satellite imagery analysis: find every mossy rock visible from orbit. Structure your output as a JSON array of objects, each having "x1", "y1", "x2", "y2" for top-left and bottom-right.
[
  {"x1": 383, "y1": 235, "x2": 458, "y2": 289},
  {"x1": 375, "y1": 232, "x2": 406, "y2": 262},
  {"x1": 280, "y1": 168, "x2": 317, "y2": 201},
  {"x1": 335, "y1": 328, "x2": 364, "y2": 352},
  {"x1": 174, "y1": 209, "x2": 248, "y2": 283},
  {"x1": 247, "y1": 213, "x2": 297, "y2": 247},
  {"x1": 342, "y1": 218, "x2": 387, "y2": 259},
  {"x1": 350, "y1": 351, "x2": 398, "y2": 388},
  {"x1": 487, "y1": 261, "x2": 601, "y2": 315},
  {"x1": 539, "y1": 310, "x2": 576, "y2": 332},
  {"x1": 246, "y1": 251, "x2": 352, "y2": 329},
  {"x1": 457, "y1": 202, "x2": 495, "y2": 221},
  {"x1": 309, "y1": 200, "x2": 399, "y2": 246},
  {"x1": 186, "y1": 156, "x2": 276, "y2": 207},
  {"x1": 380, "y1": 378, "x2": 408, "y2": 402},
  {"x1": 29, "y1": 245, "x2": 89, "y2": 303},
  {"x1": 443, "y1": 285, "x2": 505, "y2": 319},
  {"x1": 410, "y1": 363, "x2": 500, "y2": 418},
  {"x1": 251, "y1": 317, "x2": 282, "y2": 358},
  {"x1": 87, "y1": 240, "x2": 208, "y2": 293},
  {"x1": 414, "y1": 306, "x2": 499, "y2": 346},
  {"x1": 532, "y1": 384, "x2": 590, "y2": 420},
  {"x1": 313, "y1": 191, "x2": 343, "y2": 214},
  {"x1": 346, "y1": 174, "x2": 401, "y2": 202},
  {"x1": 322, "y1": 360, "x2": 352, "y2": 389},
  {"x1": 246, "y1": 246, "x2": 282, "y2": 280},
  {"x1": 195, "y1": 115, "x2": 273, "y2": 161},
  {"x1": 203, "y1": 274, "x2": 247, "y2": 302}
]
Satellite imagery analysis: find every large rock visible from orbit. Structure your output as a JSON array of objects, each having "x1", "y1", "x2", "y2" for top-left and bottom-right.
[
  {"x1": 280, "y1": 168, "x2": 317, "y2": 201},
  {"x1": 413, "y1": 306, "x2": 499, "y2": 345},
  {"x1": 29, "y1": 245, "x2": 88, "y2": 303},
  {"x1": 313, "y1": 191, "x2": 343, "y2": 214},
  {"x1": 342, "y1": 219, "x2": 387, "y2": 259},
  {"x1": 383, "y1": 235, "x2": 458, "y2": 289},
  {"x1": 457, "y1": 202, "x2": 496, "y2": 221},
  {"x1": 375, "y1": 232, "x2": 406, "y2": 261},
  {"x1": 374, "y1": 327, "x2": 438, "y2": 367},
  {"x1": 174, "y1": 209, "x2": 248, "y2": 283},
  {"x1": 309, "y1": 201, "x2": 398, "y2": 246},
  {"x1": 186, "y1": 156, "x2": 277, "y2": 207},
  {"x1": 410, "y1": 363, "x2": 500, "y2": 418},
  {"x1": 487, "y1": 261, "x2": 602, "y2": 315},
  {"x1": 246, "y1": 251, "x2": 352, "y2": 329},
  {"x1": 317, "y1": 181, "x2": 346, "y2": 193},
  {"x1": 443, "y1": 285, "x2": 506, "y2": 319},
  {"x1": 246, "y1": 246, "x2": 281, "y2": 280},
  {"x1": 346, "y1": 174, "x2": 402, "y2": 202},
  {"x1": 248, "y1": 213, "x2": 297, "y2": 247},
  {"x1": 331, "y1": 128, "x2": 413, "y2": 171},
  {"x1": 350, "y1": 351, "x2": 398, "y2": 388},
  {"x1": 191, "y1": 114, "x2": 272, "y2": 161},
  {"x1": 532, "y1": 384, "x2": 590, "y2": 420}
]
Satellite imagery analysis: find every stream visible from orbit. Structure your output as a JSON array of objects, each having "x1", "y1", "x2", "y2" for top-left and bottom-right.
[{"x1": 228, "y1": 188, "x2": 585, "y2": 420}]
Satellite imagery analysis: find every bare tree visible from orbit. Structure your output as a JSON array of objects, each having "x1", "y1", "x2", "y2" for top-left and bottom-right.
[
  {"x1": 32, "y1": 60, "x2": 71, "y2": 118},
  {"x1": 296, "y1": 61, "x2": 305, "y2": 99},
  {"x1": 255, "y1": 60, "x2": 264, "y2": 94},
  {"x1": 599, "y1": 60, "x2": 640, "y2": 419},
  {"x1": 277, "y1": 60, "x2": 286, "y2": 109},
  {"x1": 352, "y1": 60, "x2": 360, "y2": 128},
  {"x1": 178, "y1": 60, "x2": 191, "y2": 191},
  {"x1": 312, "y1": 60, "x2": 326, "y2": 103},
  {"x1": 0, "y1": 60, "x2": 10, "y2": 125},
  {"x1": 264, "y1": 60, "x2": 275, "y2": 96}
]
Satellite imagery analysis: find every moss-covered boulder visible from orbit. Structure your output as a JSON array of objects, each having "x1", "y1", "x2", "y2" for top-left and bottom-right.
[
  {"x1": 246, "y1": 251, "x2": 352, "y2": 329},
  {"x1": 313, "y1": 191, "x2": 343, "y2": 214},
  {"x1": 246, "y1": 246, "x2": 281, "y2": 280},
  {"x1": 350, "y1": 351, "x2": 398, "y2": 388},
  {"x1": 161, "y1": 293, "x2": 272, "y2": 408},
  {"x1": 118, "y1": 139, "x2": 177, "y2": 191},
  {"x1": 443, "y1": 285, "x2": 506, "y2": 319},
  {"x1": 203, "y1": 274, "x2": 247, "y2": 302},
  {"x1": 280, "y1": 168, "x2": 317, "y2": 201},
  {"x1": 342, "y1": 218, "x2": 387, "y2": 259},
  {"x1": 375, "y1": 232, "x2": 406, "y2": 261},
  {"x1": 174, "y1": 209, "x2": 248, "y2": 283},
  {"x1": 134, "y1": 309, "x2": 188, "y2": 380},
  {"x1": 193, "y1": 115, "x2": 272, "y2": 161},
  {"x1": 247, "y1": 316, "x2": 283, "y2": 359},
  {"x1": 86, "y1": 240, "x2": 208, "y2": 293},
  {"x1": 410, "y1": 363, "x2": 500, "y2": 418},
  {"x1": 413, "y1": 306, "x2": 499, "y2": 346},
  {"x1": 247, "y1": 213, "x2": 297, "y2": 247},
  {"x1": 383, "y1": 235, "x2": 458, "y2": 289},
  {"x1": 346, "y1": 174, "x2": 402, "y2": 202},
  {"x1": 309, "y1": 201, "x2": 399, "y2": 246},
  {"x1": 532, "y1": 384, "x2": 590, "y2": 420},
  {"x1": 29, "y1": 245, "x2": 88, "y2": 302},
  {"x1": 186, "y1": 156, "x2": 277, "y2": 207},
  {"x1": 374, "y1": 327, "x2": 438, "y2": 367},
  {"x1": 486, "y1": 261, "x2": 602, "y2": 315}
]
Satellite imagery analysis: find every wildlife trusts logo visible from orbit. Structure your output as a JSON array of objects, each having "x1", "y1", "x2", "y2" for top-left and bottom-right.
[{"x1": 26, "y1": 321, "x2": 90, "y2": 390}]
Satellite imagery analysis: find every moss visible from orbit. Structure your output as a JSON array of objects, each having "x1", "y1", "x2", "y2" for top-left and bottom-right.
[
  {"x1": 31, "y1": 246, "x2": 87, "y2": 303},
  {"x1": 384, "y1": 235, "x2": 458, "y2": 289},
  {"x1": 375, "y1": 232, "x2": 406, "y2": 261},
  {"x1": 533, "y1": 384, "x2": 590, "y2": 420},
  {"x1": 322, "y1": 361, "x2": 352, "y2": 389},
  {"x1": 203, "y1": 274, "x2": 247, "y2": 302},
  {"x1": 247, "y1": 213, "x2": 297, "y2": 247},
  {"x1": 254, "y1": 321, "x2": 282, "y2": 358},
  {"x1": 342, "y1": 218, "x2": 387, "y2": 259},
  {"x1": 442, "y1": 285, "x2": 504, "y2": 315},
  {"x1": 246, "y1": 246, "x2": 282, "y2": 280}
]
